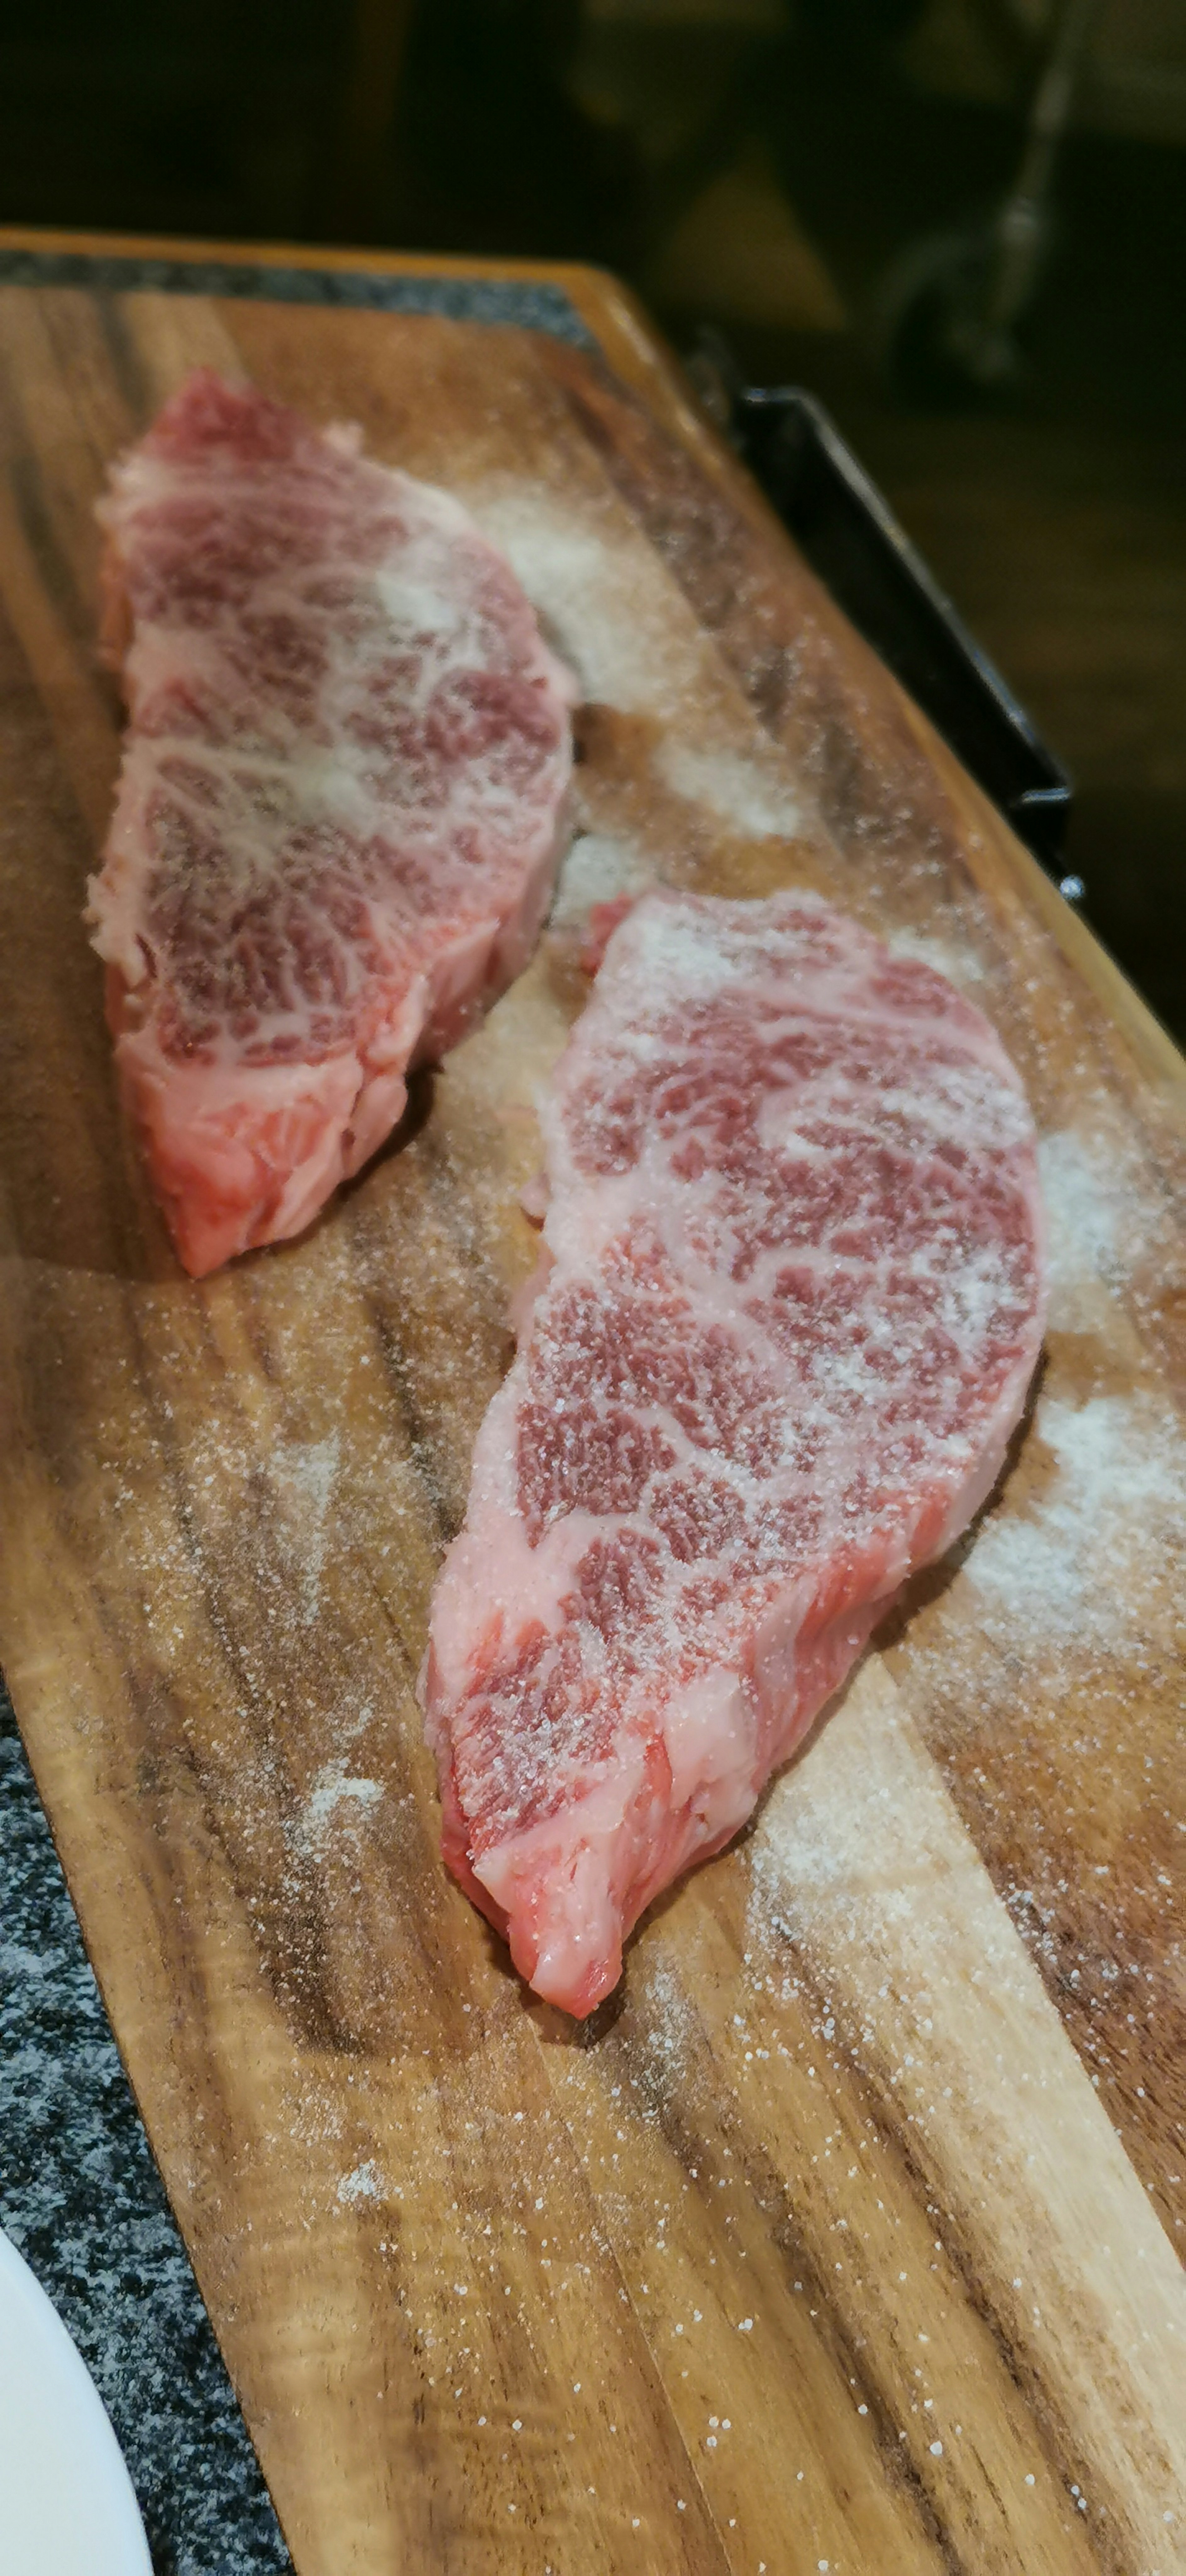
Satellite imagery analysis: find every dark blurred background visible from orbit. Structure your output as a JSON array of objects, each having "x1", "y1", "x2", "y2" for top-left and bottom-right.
[{"x1": 0, "y1": 0, "x2": 1182, "y2": 1035}]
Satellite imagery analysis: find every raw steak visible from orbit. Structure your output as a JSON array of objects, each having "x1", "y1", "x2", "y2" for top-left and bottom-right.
[
  {"x1": 88, "y1": 370, "x2": 573, "y2": 1275},
  {"x1": 423, "y1": 890, "x2": 1046, "y2": 2015}
]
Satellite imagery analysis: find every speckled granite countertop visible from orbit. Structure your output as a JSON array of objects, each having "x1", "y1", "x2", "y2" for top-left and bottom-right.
[{"x1": 0, "y1": 1679, "x2": 292, "y2": 2575}]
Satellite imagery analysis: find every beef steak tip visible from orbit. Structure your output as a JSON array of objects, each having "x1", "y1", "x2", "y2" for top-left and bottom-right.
[
  {"x1": 88, "y1": 369, "x2": 573, "y2": 1276},
  {"x1": 423, "y1": 889, "x2": 1046, "y2": 2016}
]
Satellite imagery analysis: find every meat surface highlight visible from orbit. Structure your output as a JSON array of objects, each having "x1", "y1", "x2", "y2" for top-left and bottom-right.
[
  {"x1": 423, "y1": 890, "x2": 1046, "y2": 2016},
  {"x1": 88, "y1": 370, "x2": 573, "y2": 1275}
]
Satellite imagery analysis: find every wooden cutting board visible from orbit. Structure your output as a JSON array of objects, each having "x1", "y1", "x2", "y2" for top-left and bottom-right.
[{"x1": 0, "y1": 228, "x2": 1183, "y2": 2576}]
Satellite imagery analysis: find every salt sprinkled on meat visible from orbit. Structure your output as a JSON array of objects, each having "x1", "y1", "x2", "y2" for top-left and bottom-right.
[
  {"x1": 423, "y1": 887, "x2": 1046, "y2": 2015},
  {"x1": 88, "y1": 371, "x2": 574, "y2": 1275}
]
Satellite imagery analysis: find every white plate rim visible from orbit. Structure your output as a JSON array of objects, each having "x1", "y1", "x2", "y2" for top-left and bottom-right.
[{"x1": 0, "y1": 2224, "x2": 152, "y2": 2575}]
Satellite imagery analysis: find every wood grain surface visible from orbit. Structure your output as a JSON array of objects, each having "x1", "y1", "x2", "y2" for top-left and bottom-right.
[{"x1": 0, "y1": 230, "x2": 1182, "y2": 2576}]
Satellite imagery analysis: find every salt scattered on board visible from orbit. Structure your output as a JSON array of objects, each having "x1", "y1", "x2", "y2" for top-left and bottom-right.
[
  {"x1": 548, "y1": 831, "x2": 655, "y2": 930},
  {"x1": 337, "y1": 2158, "x2": 385, "y2": 2205},
  {"x1": 886, "y1": 926, "x2": 988, "y2": 990},
  {"x1": 299, "y1": 1760, "x2": 384, "y2": 1858},
  {"x1": 270, "y1": 1433, "x2": 341, "y2": 1623},
  {"x1": 469, "y1": 487, "x2": 706, "y2": 719},
  {"x1": 658, "y1": 742, "x2": 803, "y2": 841},
  {"x1": 964, "y1": 1389, "x2": 1186, "y2": 1654},
  {"x1": 1038, "y1": 1121, "x2": 1177, "y2": 1330}
]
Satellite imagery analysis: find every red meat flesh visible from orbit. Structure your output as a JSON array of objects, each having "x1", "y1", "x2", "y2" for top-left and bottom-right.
[
  {"x1": 423, "y1": 890, "x2": 1046, "y2": 2016},
  {"x1": 87, "y1": 371, "x2": 573, "y2": 1275}
]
